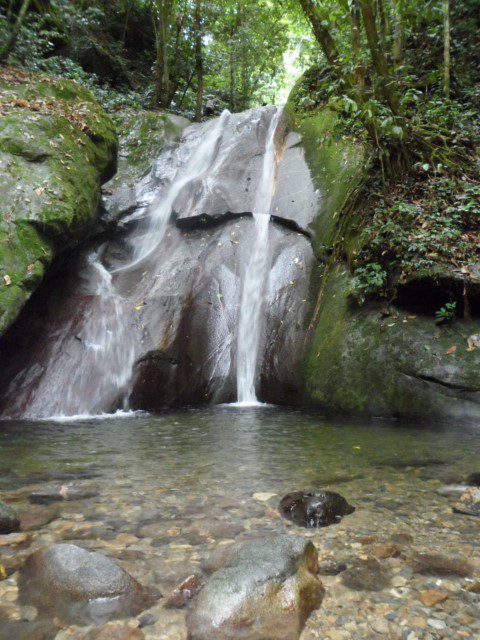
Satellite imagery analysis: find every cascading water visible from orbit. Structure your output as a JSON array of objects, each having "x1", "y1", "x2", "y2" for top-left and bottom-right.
[
  {"x1": 0, "y1": 104, "x2": 319, "y2": 418},
  {"x1": 235, "y1": 107, "x2": 282, "y2": 405}
]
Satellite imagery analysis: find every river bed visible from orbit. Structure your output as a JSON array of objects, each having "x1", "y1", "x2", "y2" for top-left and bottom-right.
[{"x1": 0, "y1": 407, "x2": 479, "y2": 639}]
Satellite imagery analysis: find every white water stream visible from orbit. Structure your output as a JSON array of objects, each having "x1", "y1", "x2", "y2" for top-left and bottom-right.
[{"x1": 235, "y1": 107, "x2": 282, "y2": 405}]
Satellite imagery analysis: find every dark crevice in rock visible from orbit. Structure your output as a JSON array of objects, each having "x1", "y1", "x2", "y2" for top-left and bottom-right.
[
  {"x1": 394, "y1": 276, "x2": 480, "y2": 318},
  {"x1": 401, "y1": 371, "x2": 480, "y2": 394},
  {"x1": 174, "y1": 210, "x2": 312, "y2": 239}
]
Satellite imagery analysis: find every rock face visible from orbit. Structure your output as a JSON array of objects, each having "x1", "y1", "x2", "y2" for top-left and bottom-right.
[
  {"x1": 186, "y1": 535, "x2": 324, "y2": 640},
  {"x1": 0, "y1": 500, "x2": 20, "y2": 534},
  {"x1": 0, "y1": 68, "x2": 117, "y2": 337},
  {"x1": 279, "y1": 491, "x2": 355, "y2": 527},
  {"x1": 0, "y1": 107, "x2": 318, "y2": 417},
  {"x1": 19, "y1": 544, "x2": 154, "y2": 623}
]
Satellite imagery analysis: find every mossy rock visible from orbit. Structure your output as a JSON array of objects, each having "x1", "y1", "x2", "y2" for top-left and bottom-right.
[
  {"x1": 285, "y1": 73, "x2": 367, "y2": 257},
  {"x1": 103, "y1": 108, "x2": 189, "y2": 219},
  {"x1": 305, "y1": 264, "x2": 480, "y2": 420},
  {"x1": 0, "y1": 69, "x2": 117, "y2": 336}
]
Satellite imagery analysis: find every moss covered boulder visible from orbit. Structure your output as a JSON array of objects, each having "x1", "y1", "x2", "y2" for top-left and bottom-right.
[
  {"x1": 305, "y1": 265, "x2": 480, "y2": 420},
  {"x1": 0, "y1": 67, "x2": 117, "y2": 336},
  {"x1": 288, "y1": 70, "x2": 480, "y2": 420}
]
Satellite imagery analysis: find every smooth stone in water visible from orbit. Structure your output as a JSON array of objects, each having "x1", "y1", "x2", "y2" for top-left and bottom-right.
[
  {"x1": 453, "y1": 487, "x2": 480, "y2": 517},
  {"x1": 28, "y1": 485, "x2": 98, "y2": 504},
  {"x1": 279, "y1": 491, "x2": 355, "y2": 528},
  {"x1": 341, "y1": 558, "x2": 391, "y2": 591},
  {"x1": 186, "y1": 535, "x2": 324, "y2": 640},
  {"x1": 0, "y1": 500, "x2": 20, "y2": 534},
  {"x1": 411, "y1": 552, "x2": 473, "y2": 577},
  {"x1": 19, "y1": 543, "x2": 155, "y2": 624}
]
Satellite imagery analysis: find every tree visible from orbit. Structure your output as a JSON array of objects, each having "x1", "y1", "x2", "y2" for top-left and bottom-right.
[
  {"x1": 0, "y1": 0, "x2": 32, "y2": 63},
  {"x1": 443, "y1": 0, "x2": 450, "y2": 99},
  {"x1": 194, "y1": 0, "x2": 203, "y2": 120}
]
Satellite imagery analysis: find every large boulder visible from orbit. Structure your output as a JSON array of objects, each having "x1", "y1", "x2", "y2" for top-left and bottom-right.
[
  {"x1": 0, "y1": 67, "x2": 117, "y2": 337},
  {"x1": 18, "y1": 543, "x2": 155, "y2": 623},
  {"x1": 0, "y1": 499, "x2": 20, "y2": 534},
  {"x1": 186, "y1": 535, "x2": 324, "y2": 640},
  {"x1": 279, "y1": 491, "x2": 354, "y2": 528}
]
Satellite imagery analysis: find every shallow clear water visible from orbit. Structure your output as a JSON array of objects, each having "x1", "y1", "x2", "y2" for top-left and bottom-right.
[{"x1": 1, "y1": 408, "x2": 479, "y2": 639}]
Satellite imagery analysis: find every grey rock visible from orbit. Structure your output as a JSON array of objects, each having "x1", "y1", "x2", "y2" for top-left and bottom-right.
[
  {"x1": 19, "y1": 543, "x2": 155, "y2": 624},
  {"x1": 0, "y1": 500, "x2": 20, "y2": 534},
  {"x1": 187, "y1": 535, "x2": 324, "y2": 640}
]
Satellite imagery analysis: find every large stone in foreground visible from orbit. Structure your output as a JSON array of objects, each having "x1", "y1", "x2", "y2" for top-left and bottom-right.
[
  {"x1": 0, "y1": 500, "x2": 20, "y2": 534},
  {"x1": 186, "y1": 535, "x2": 324, "y2": 640},
  {"x1": 19, "y1": 543, "x2": 154, "y2": 623}
]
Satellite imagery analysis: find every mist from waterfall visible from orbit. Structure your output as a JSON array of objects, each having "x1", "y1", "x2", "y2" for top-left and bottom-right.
[{"x1": 235, "y1": 107, "x2": 282, "y2": 405}]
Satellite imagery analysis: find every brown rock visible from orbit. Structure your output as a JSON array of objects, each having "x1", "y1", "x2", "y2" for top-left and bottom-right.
[
  {"x1": 0, "y1": 532, "x2": 31, "y2": 547},
  {"x1": 19, "y1": 505, "x2": 59, "y2": 531},
  {"x1": 411, "y1": 553, "x2": 472, "y2": 577},
  {"x1": 371, "y1": 543, "x2": 401, "y2": 559},
  {"x1": 166, "y1": 574, "x2": 204, "y2": 608},
  {"x1": 418, "y1": 590, "x2": 449, "y2": 607},
  {"x1": 453, "y1": 487, "x2": 480, "y2": 517},
  {"x1": 83, "y1": 624, "x2": 145, "y2": 640},
  {"x1": 341, "y1": 557, "x2": 391, "y2": 591}
]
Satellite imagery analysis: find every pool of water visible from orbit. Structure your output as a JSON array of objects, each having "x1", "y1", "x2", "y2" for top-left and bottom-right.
[{"x1": 1, "y1": 407, "x2": 479, "y2": 639}]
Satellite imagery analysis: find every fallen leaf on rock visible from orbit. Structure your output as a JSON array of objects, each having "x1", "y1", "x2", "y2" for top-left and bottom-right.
[{"x1": 446, "y1": 346, "x2": 457, "y2": 356}]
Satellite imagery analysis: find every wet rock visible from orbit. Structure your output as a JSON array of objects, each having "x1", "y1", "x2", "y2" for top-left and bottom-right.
[
  {"x1": 341, "y1": 558, "x2": 391, "y2": 591},
  {"x1": 467, "y1": 472, "x2": 480, "y2": 486},
  {"x1": 186, "y1": 535, "x2": 324, "y2": 640},
  {"x1": 371, "y1": 543, "x2": 401, "y2": 560},
  {"x1": 317, "y1": 560, "x2": 347, "y2": 576},
  {"x1": 29, "y1": 485, "x2": 98, "y2": 505},
  {"x1": 19, "y1": 504, "x2": 59, "y2": 531},
  {"x1": 83, "y1": 624, "x2": 145, "y2": 640},
  {"x1": 419, "y1": 590, "x2": 449, "y2": 607},
  {"x1": 411, "y1": 552, "x2": 473, "y2": 577},
  {"x1": 19, "y1": 543, "x2": 155, "y2": 624},
  {"x1": 166, "y1": 574, "x2": 204, "y2": 609},
  {"x1": 453, "y1": 487, "x2": 480, "y2": 516},
  {"x1": 0, "y1": 500, "x2": 20, "y2": 534},
  {"x1": 0, "y1": 532, "x2": 31, "y2": 547},
  {"x1": 370, "y1": 617, "x2": 390, "y2": 635},
  {"x1": 279, "y1": 491, "x2": 355, "y2": 527}
]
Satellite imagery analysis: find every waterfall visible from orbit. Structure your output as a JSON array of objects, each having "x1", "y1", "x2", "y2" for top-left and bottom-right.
[
  {"x1": 235, "y1": 107, "x2": 282, "y2": 405},
  {"x1": 121, "y1": 110, "x2": 230, "y2": 271}
]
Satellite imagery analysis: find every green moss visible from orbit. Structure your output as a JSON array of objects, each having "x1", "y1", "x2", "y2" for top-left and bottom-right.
[
  {"x1": 285, "y1": 92, "x2": 366, "y2": 256},
  {"x1": 0, "y1": 71, "x2": 117, "y2": 336}
]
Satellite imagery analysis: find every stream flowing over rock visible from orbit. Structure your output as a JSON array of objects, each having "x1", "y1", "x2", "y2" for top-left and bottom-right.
[{"x1": 0, "y1": 106, "x2": 319, "y2": 417}]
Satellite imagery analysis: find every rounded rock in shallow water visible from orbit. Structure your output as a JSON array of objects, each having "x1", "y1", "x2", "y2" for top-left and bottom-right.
[
  {"x1": 0, "y1": 500, "x2": 20, "y2": 534},
  {"x1": 279, "y1": 491, "x2": 355, "y2": 528},
  {"x1": 453, "y1": 487, "x2": 480, "y2": 517},
  {"x1": 18, "y1": 543, "x2": 157, "y2": 624}
]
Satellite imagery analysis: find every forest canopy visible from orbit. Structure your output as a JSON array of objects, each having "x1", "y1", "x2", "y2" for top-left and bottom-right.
[{"x1": 0, "y1": 0, "x2": 478, "y2": 171}]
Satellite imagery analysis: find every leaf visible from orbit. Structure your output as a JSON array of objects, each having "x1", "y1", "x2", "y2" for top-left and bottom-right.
[
  {"x1": 27, "y1": 264, "x2": 34, "y2": 271},
  {"x1": 446, "y1": 346, "x2": 457, "y2": 356},
  {"x1": 467, "y1": 337, "x2": 475, "y2": 352},
  {"x1": 3, "y1": 275, "x2": 11, "y2": 286},
  {"x1": 34, "y1": 187, "x2": 44, "y2": 196}
]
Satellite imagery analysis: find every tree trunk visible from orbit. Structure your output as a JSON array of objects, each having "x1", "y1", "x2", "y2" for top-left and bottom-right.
[
  {"x1": 443, "y1": 0, "x2": 450, "y2": 99},
  {"x1": 351, "y1": 0, "x2": 366, "y2": 96},
  {"x1": 298, "y1": 0, "x2": 339, "y2": 66},
  {"x1": 392, "y1": 0, "x2": 403, "y2": 65},
  {"x1": 0, "y1": 0, "x2": 32, "y2": 63},
  {"x1": 152, "y1": 0, "x2": 171, "y2": 108},
  {"x1": 359, "y1": 0, "x2": 400, "y2": 114},
  {"x1": 194, "y1": 0, "x2": 203, "y2": 121}
]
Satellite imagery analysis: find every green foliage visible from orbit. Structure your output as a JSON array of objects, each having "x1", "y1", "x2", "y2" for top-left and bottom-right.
[
  {"x1": 351, "y1": 177, "x2": 480, "y2": 301},
  {"x1": 435, "y1": 301, "x2": 457, "y2": 323}
]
